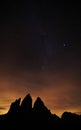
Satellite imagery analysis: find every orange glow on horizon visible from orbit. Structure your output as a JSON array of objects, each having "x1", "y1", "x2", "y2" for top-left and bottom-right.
[{"x1": 0, "y1": 71, "x2": 81, "y2": 117}]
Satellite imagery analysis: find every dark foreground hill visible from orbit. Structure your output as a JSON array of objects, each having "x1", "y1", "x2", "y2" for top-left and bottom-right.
[{"x1": 0, "y1": 94, "x2": 81, "y2": 130}]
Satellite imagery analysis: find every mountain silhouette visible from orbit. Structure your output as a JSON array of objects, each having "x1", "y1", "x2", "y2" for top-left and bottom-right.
[
  {"x1": 20, "y1": 93, "x2": 32, "y2": 120},
  {"x1": 8, "y1": 98, "x2": 21, "y2": 114},
  {"x1": 0, "y1": 93, "x2": 81, "y2": 129},
  {"x1": 21, "y1": 94, "x2": 32, "y2": 112},
  {"x1": 33, "y1": 97, "x2": 51, "y2": 120}
]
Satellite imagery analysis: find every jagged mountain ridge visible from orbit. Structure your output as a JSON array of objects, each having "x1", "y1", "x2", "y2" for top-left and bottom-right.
[
  {"x1": 8, "y1": 94, "x2": 51, "y2": 116},
  {"x1": 0, "y1": 93, "x2": 81, "y2": 129}
]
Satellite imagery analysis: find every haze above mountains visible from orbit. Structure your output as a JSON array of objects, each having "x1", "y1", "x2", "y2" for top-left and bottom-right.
[{"x1": 0, "y1": 93, "x2": 81, "y2": 129}]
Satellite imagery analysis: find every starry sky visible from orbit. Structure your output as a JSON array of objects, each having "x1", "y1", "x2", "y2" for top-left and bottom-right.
[{"x1": 0, "y1": 1, "x2": 80, "y2": 116}]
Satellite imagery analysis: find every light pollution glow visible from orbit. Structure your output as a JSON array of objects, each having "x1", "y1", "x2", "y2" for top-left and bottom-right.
[
  {"x1": 0, "y1": 1, "x2": 80, "y2": 118},
  {"x1": 0, "y1": 69, "x2": 81, "y2": 117}
]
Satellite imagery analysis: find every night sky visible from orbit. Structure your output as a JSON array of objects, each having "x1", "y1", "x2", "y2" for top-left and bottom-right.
[{"x1": 0, "y1": 1, "x2": 80, "y2": 116}]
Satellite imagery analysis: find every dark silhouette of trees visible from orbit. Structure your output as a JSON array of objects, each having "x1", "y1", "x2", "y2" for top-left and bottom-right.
[{"x1": 0, "y1": 93, "x2": 81, "y2": 130}]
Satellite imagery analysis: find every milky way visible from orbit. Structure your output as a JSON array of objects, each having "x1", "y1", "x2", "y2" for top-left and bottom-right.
[{"x1": 0, "y1": 1, "x2": 80, "y2": 116}]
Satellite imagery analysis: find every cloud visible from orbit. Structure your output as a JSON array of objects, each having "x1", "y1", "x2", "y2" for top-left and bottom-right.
[
  {"x1": 0, "y1": 106, "x2": 6, "y2": 110},
  {"x1": 0, "y1": 63, "x2": 81, "y2": 116}
]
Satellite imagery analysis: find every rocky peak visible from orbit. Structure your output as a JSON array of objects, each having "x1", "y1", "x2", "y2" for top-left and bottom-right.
[
  {"x1": 20, "y1": 93, "x2": 32, "y2": 113},
  {"x1": 33, "y1": 97, "x2": 45, "y2": 109},
  {"x1": 8, "y1": 98, "x2": 21, "y2": 114},
  {"x1": 33, "y1": 97, "x2": 51, "y2": 119}
]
